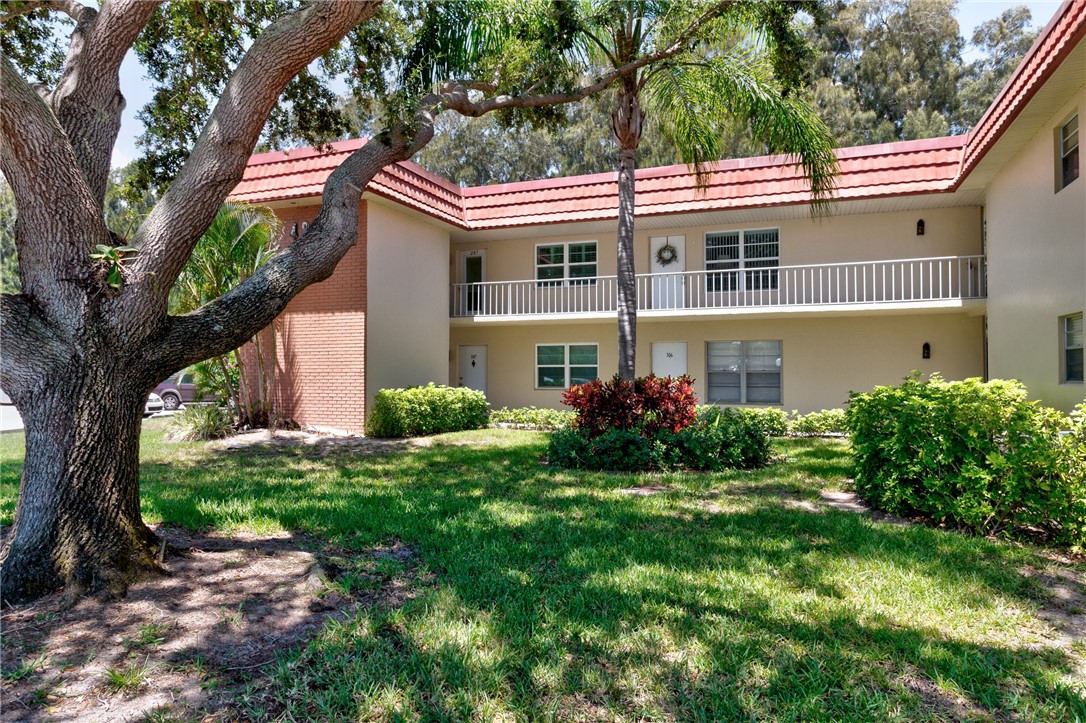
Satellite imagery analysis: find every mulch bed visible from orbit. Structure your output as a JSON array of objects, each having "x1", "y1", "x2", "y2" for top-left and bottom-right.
[{"x1": 1, "y1": 527, "x2": 422, "y2": 722}]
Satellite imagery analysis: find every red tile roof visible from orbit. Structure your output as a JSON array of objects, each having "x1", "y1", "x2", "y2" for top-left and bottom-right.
[
  {"x1": 230, "y1": 0, "x2": 1083, "y2": 230},
  {"x1": 231, "y1": 138, "x2": 466, "y2": 227},
  {"x1": 459, "y1": 136, "x2": 965, "y2": 229}
]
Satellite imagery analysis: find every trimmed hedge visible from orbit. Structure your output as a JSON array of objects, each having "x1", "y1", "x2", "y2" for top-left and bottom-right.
[
  {"x1": 367, "y1": 384, "x2": 488, "y2": 438},
  {"x1": 489, "y1": 406, "x2": 574, "y2": 430},
  {"x1": 789, "y1": 408, "x2": 848, "y2": 436},
  {"x1": 706, "y1": 407, "x2": 847, "y2": 437},
  {"x1": 847, "y1": 375, "x2": 1086, "y2": 550}
]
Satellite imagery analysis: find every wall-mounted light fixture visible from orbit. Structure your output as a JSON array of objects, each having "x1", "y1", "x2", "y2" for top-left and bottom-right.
[
  {"x1": 916, "y1": 219, "x2": 925, "y2": 236},
  {"x1": 290, "y1": 222, "x2": 299, "y2": 239},
  {"x1": 922, "y1": 342, "x2": 931, "y2": 359}
]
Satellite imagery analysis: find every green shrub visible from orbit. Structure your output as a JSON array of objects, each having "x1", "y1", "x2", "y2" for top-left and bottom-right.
[
  {"x1": 168, "y1": 405, "x2": 234, "y2": 442},
  {"x1": 548, "y1": 426, "x2": 591, "y2": 468},
  {"x1": 588, "y1": 428, "x2": 660, "y2": 472},
  {"x1": 489, "y1": 406, "x2": 575, "y2": 430},
  {"x1": 789, "y1": 408, "x2": 848, "y2": 436},
  {"x1": 697, "y1": 407, "x2": 775, "y2": 469},
  {"x1": 549, "y1": 405, "x2": 773, "y2": 472},
  {"x1": 367, "y1": 384, "x2": 488, "y2": 438},
  {"x1": 848, "y1": 375, "x2": 1086, "y2": 550},
  {"x1": 727, "y1": 407, "x2": 789, "y2": 437}
]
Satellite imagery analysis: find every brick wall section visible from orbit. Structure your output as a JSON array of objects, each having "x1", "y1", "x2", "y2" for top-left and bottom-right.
[{"x1": 272, "y1": 203, "x2": 368, "y2": 433}]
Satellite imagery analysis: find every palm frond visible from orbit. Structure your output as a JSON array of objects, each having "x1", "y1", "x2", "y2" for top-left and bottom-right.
[{"x1": 646, "y1": 48, "x2": 838, "y2": 204}]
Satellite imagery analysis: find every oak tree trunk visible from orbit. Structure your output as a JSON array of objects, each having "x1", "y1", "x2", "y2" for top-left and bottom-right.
[{"x1": 0, "y1": 364, "x2": 161, "y2": 605}]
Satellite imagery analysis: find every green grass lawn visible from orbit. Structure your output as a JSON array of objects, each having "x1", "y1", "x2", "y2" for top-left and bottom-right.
[{"x1": 1, "y1": 421, "x2": 1084, "y2": 721}]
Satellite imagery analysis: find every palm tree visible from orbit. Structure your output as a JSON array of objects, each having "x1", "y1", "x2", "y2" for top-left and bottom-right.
[
  {"x1": 171, "y1": 202, "x2": 281, "y2": 425},
  {"x1": 575, "y1": 0, "x2": 838, "y2": 379}
]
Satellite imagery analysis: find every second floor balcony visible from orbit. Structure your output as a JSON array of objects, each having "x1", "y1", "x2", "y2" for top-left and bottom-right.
[{"x1": 450, "y1": 255, "x2": 986, "y2": 321}]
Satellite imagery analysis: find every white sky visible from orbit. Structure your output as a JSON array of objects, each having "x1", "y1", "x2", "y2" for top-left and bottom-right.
[{"x1": 107, "y1": 0, "x2": 1067, "y2": 168}]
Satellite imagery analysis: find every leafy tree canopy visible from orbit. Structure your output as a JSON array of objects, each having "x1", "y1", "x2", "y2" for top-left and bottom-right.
[{"x1": 2, "y1": 0, "x2": 589, "y2": 199}]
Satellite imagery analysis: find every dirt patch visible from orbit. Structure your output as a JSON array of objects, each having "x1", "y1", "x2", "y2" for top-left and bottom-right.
[
  {"x1": 899, "y1": 671, "x2": 991, "y2": 721},
  {"x1": 805, "y1": 490, "x2": 909, "y2": 524},
  {"x1": 819, "y1": 490, "x2": 869, "y2": 513},
  {"x1": 210, "y1": 428, "x2": 500, "y2": 456},
  {"x1": 213, "y1": 428, "x2": 415, "y2": 455},
  {"x1": 1020, "y1": 564, "x2": 1086, "y2": 651},
  {"x1": 1, "y1": 528, "x2": 425, "y2": 722},
  {"x1": 783, "y1": 498, "x2": 822, "y2": 513},
  {"x1": 618, "y1": 485, "x2": 673, "y2": 496}
]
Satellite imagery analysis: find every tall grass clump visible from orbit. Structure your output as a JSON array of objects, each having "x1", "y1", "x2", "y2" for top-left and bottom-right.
[{"x1": 167, "y1": 405, "x2": 234, "y2": 442}]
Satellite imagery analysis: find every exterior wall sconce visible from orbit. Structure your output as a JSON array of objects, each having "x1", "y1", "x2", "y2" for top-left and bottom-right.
[
  {"x1": 916, "y1": 219, "x2": 925, "y2": 236},
  {"x1": 922, "y1": 342, "x2": 931, "y2": 359},
  {"x1": 290, "y1": 222, "x2": 299, "y2": 240}
]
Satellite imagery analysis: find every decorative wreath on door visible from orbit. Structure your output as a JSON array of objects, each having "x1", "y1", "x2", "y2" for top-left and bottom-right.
[{"x1": 655, "y1": 241, "x2": 679, "y2": 266}]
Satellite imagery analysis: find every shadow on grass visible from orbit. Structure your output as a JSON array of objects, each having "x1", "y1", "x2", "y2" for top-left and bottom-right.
[{"x1": 3, "y1": 432, "x2": 1083, "y2": 719}]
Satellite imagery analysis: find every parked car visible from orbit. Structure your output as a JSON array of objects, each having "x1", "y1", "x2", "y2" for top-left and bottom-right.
[
  {"x1": 144, "y1": 393, "x2": 164, "y2": 416},
  {"x1": 154, "y1": 371, "x2": 201, "y2": 411}
]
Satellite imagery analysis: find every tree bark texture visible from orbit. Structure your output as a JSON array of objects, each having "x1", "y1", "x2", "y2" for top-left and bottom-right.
[
  {"x1": 1, "y1": 361, "x2": 160, "y2": 605},
  {"x1": 612, "y1": 84, "x2": 644, "y2": 381}
]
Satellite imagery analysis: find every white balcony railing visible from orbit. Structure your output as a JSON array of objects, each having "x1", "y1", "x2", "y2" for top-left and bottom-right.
[{"x1": 450, "y1": 255, "x2": 986, "y2": 318}]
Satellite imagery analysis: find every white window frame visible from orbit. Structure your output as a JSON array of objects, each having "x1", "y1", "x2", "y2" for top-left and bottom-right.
[
  {"x1": 535, "y1": 343, "x2": 599, "y2": 389},
  {"x1": 1060, "y1": 114, "x2": 1079, "y2": 191},
  {"x1": 1063, "y1": 312, "x2": 1084, "y2": 383},
  {"x1": 706, "y1": 340, "x2": 783, "y2": 405},
  {"x1": 535, "y1": 241, "x2": 598, "y2": 286},
  {"x1": 704, "y1": 228, "x2": 780, "y2": 292}
]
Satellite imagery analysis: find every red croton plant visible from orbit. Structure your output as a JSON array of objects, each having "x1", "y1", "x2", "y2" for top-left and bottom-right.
[{"x1": 561, "y1": 374, "x2": 698, "y2": 439}]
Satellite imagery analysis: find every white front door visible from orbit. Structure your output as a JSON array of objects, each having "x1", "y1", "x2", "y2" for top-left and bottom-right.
[
  {"x1": 649, "y1": 236, "x2": 686, "y2": 309},
  {"x1": 651, "y1": 343, "x2": 688, "y2": 378},
  {"x1": 459, "y1": 346, "x2": 487, "y2": 395}
]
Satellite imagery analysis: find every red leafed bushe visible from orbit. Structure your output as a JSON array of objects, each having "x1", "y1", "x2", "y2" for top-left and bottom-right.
[{"x1": 561, "y1": 374, "x2": 698, "y2": 439}]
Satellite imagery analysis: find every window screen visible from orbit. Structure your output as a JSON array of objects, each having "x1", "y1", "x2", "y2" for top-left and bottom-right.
[
  {"x1": 1065, "y1": 313, "x2": 1084, "y2": 383},
  {"x1": 707, "y1": 340, "x2": 781, "y2": 404}
]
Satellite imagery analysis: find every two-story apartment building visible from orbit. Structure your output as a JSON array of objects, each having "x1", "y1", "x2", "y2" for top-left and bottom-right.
[{"x1": 231, "y1": 0, "x2": 1084, "y2": 434}]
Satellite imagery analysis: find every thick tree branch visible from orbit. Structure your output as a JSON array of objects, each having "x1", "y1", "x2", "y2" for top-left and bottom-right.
[
  {"x1": 123, "y1": 1, "x2": 379, "y2": 336},
  {"x1": 1, "y1": 55, "x2": 105, "y2": 332},
  {"x1": 0, "y1": 0, "x2": 88, "y2": 24},
  {"x1": 149, "y1": 128, "x2": 422, "y2": 376},
  {"x1": 0, "y1": 295, "x2": 72, "y2": 404},
  {"x1": 47, "y1": 0, "x2": 159, "y2": 206}
]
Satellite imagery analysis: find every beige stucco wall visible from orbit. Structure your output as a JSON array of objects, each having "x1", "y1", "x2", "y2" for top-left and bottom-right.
[
  {"x1": 451, "y1": 311, "x2": 984, "y2": 413},
  {"x1": 985, "y1": 86, "x2": 1086, "y2": 413},
  {"x1": 366, "y1": 201, "x2": 451, "y2": 413},
  {"x1": 451, "y1": 206, "x2": 982, "y2": 284}
]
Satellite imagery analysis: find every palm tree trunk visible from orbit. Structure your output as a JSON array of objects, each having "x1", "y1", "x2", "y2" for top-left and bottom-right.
[
  {"x1": 252, "y1": 333, "x2": 270, "y2": 425},
  {"x1": 612, "y1": 84, "x2": 644, "y2": 381},
  {"x1": 234, "y1": 349, "x2": 253, "y2": 427},
  {"x1": 216, "y1": 354, "x2": 242, "y2": 426}
]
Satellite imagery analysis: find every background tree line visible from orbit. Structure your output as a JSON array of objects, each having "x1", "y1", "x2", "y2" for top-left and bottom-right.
[{"x1": 407, "y1": 0, "x2": 1041, "y2": 185}]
